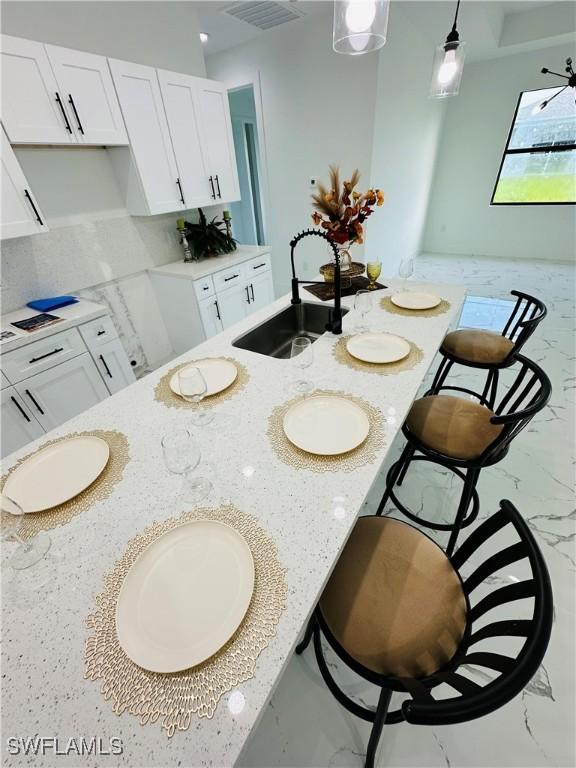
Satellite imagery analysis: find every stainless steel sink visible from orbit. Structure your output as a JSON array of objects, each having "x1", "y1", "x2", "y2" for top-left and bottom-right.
[{"x1": 232, "y1": 302, "x2": 349, "y2": 359}]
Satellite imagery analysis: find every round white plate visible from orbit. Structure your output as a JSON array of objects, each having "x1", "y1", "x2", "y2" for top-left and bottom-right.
[
  {"x1": 116, "y1": 520, "x2": 255, "y2": 673},
  {"x1": 391, "y1": 291, "x2": 441, "y2": 310},
  {"x1": 3, "y1": 436, "x2": 110, "y2": 514},
  {"x1": 283, "y1": 395, "x2": 370, "y2": 456},
  {"x1": 347, "y1": 333, "x2": 411, "y2": 364},
  {"x1": 170, "y1": 358, "x2": 238, "y2": 398}
]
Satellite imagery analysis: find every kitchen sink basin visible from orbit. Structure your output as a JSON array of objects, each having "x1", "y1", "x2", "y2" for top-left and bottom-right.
[{"x1": 232, "y1": 302, "x2": 349, "y2": 359}]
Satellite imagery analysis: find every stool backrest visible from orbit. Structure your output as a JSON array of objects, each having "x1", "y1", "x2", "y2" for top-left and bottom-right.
[
  {"x1": 501, "y1": 291, "x2": 547, "y2": 360},
  {"x1": 481, "y1": 354, "x2": 551, "y2": 464},
  {"x1": 401, "y1": 500, "x2": 553, "y2": 726}
]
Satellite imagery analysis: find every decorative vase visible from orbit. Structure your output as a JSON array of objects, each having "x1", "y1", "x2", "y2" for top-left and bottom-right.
[{"x1": 336, "y1": 244, "x2": 353, "y2": 272}]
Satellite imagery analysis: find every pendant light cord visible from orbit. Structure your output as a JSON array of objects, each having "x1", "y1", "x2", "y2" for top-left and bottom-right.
[
  {"x1": 445, "y1": 0, "x2": 461, "y2": 44},
  {"x1": 452, "y1": 0, "x2": 461, "y2": 32}
]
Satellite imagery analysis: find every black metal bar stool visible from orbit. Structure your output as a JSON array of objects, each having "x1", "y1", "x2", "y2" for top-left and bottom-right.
[
  {"x1": 378, "y1": 354, "x2": 551, "y2": 556},
  {"x1": 428, "y1": 291, "x2": 547, "y2": 408},
  {"x1": 296, "y1": 500, "x2": 553, "y2": 768}
]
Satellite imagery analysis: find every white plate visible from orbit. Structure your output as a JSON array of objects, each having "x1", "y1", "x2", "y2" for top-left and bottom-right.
[
  {"x1": 170, "y1": 358, "x2": 238, "y2": 398},
  {"x1": 283, "y1": 395, "x2": 370, "y2": 456},
  {"x1": 116, "y1": 520, "x2": 255, "y2": 673},
  {"x1": 3, "y1": 436, "x2": 110, "y2": 514},
  {"x1": 347, "y1": 333, "x2": 411, "y2": 364},
  {"x1": 391, "y1": 291, "x2": 441, "y2": 310}
]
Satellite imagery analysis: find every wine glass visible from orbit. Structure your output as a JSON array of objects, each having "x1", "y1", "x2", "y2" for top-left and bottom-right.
[
  {"x1": 161, "y1": 429, "x2": 212, "y2": 502},
  {"x1": 179, "y1": 366, "x2": 214, "y2": 426},
  {"x1": 290, "y1": 336, "x2": 313, "y2": 394},
  {"x1": 366, "y1": 261, "x2": 382, "y2": 290},
  {"x1": 1, "y1": 494, "x2": 51, "y2": 569},
  {"x1": 398, "y1": 257, "x2": 415, "y2": 283},
  {"x1": 354, "y1": 290, "x2": 372, "y2": 333}
]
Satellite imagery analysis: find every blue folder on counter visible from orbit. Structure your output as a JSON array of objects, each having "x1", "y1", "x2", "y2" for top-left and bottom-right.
[{"x1": 26, "y1": 295, "x2": 78, "y2": 312}]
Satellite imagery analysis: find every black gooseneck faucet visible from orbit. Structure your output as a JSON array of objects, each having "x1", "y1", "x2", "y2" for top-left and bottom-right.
[{"x1": 290, "y1": 229, "x2": 343, "y2": 335}]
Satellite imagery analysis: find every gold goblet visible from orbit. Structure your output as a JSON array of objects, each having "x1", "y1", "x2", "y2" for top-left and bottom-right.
[{"x1": 366, "y1": 261, "x2": 382, "y2": 290}]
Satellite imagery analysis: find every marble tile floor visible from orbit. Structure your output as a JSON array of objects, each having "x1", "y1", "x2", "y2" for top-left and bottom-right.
[{"x1": 239, "y1": 255, "x2": 575, "y2": 768}]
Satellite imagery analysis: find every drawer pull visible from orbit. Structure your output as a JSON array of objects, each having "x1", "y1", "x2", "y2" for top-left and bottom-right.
[
  {"x1": 250, "y1": 283, "x2": 255, "y2": 302},
  {"x1": 214, "y1": 300, "x2": 221, "y2": 321},
  {"x1": 99, "y1": 354, "x2": 113, "y2": 378},
  {"x1": 97, "y1": 329, "x2": 106, "y2": 336},
  {"x1": 29, "y1": 347, "x2": 64, "y2": 364},
  {"x1": 245, "y1": 286, "x2": 251, "y2": 304},
  {"x1": 253, "y1": 262, "x2": 267, "y2": 270},
  {"x1": 202, "y1": 285, "x2": 210, "y2": 291},
  {"x1": 224, "y1": 274, "x2": 239, "y2": 282},
  {"x1": 11, "y1": 396, "x2": 31, "y2": 423},
  {"x1": 25, "y1": 389, "x2": 44, "y2": 415}
]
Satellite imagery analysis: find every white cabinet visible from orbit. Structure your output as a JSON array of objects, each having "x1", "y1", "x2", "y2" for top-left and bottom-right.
[
  {"x1": 156, "y1": 69, "x2": 212, "y2": 209},
  {"x1": 248, "y1": 270, "x2": 275, "y2": 312},
  {"x1": 108, "y1": 58, "x2": 184, "y2": 215},
  {"x1": 217, "y1": 283, "x2": 250, "y2": 330},
  {"x1": 45, "y1": 44, "x2": 128, "y2": 145},
  {"x1": 1, "y1": 127, "x2": 48, "y2": 240},
  {"x1": 13, "y1": 352, "x2": 108, "y2": 432},
  {"x1": 1, "y1": 386, "x2": 44, "y2": 459},
  {"x1": 196, "y1": 78, "x2": 240, "y2": 204},
  {"x1": 198, "y1": 295, "x2": 224, "y2": 339},
  {"x1": 90, "y1": 338, "x2": 135, "y2": 395},
  {"x1": 1, "y1": 35, "x2": 73, "y2": 144}
]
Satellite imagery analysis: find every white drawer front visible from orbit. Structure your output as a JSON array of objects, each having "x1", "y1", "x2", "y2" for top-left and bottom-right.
[
  {"x1": 213, "y1": 264, "x2": 245, "y2": 293},
  {"x1": 1, "y1": 371, "x2": 10, "y2": 390},
  {"x1": 244, "y1": 253, "x2": 271, "y2": 276},
  {"x1": 193, "y1": 276, "x2": 215, "y2": 301},
  {"x1": 78, "y1": 315, "x2": 118, "y2": 349},
  {"x1": 2, "y1": 327, "x2": 85, "y2": 383}
]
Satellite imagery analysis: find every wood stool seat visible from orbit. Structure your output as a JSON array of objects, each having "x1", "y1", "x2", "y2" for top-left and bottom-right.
[{"x1": 441, "y1": 329, "x2": 515, "y2": 365}]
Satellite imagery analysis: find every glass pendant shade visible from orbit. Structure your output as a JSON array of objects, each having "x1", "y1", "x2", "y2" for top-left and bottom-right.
[
  {"x1": 430, "y1": 40, "x2": 466, "y2": 98},
  {"x1": 333, "y1": 0, "x2": 390, "y2": 55}
]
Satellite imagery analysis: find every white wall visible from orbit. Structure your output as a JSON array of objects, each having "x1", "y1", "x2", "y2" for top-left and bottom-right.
[
  {"x1": 423, "y1": 43, "x2": 575, "y2": 262},
  {"x1": 365, "y1": 2, "x2": 446, "y2": 277},
  {"x1": 207, "y1": 13, "x2": 379, "y2": 293}
]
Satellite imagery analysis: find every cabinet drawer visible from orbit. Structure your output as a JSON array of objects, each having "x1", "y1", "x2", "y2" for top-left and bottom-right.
[
  {"x1": 244, "y1": 253, "x2": 271, "y2": 277},
  {"x1": 78, "y1": 315, "x2": 118, "y2": 349},
  {"x1": 213, "y1": 264, "x2": 245, "y2": 293},
  {"x1": 193, "y1": 276, "x2": 215, "y2": 301},
  {"x1": 2, "y1": 328, "x2": 85, "y2": 383}
]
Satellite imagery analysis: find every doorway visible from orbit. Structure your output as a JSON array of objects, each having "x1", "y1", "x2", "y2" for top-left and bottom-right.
[{"x1": 228, "y1": 85, "x2": 266, "y2": 246}]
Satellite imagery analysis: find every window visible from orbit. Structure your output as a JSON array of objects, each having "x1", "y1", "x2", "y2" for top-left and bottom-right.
[{"x1": 491, "y1": 86, "x2": 576, "y2": 205}]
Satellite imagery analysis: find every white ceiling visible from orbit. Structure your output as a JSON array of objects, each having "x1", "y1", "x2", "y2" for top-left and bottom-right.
[{"x1": 194, "y1": 0, "x2": 573, "y2": 59}]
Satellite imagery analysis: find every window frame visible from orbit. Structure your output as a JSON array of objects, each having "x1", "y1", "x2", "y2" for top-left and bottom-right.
[{"x1": 490, "y1": 86, "x2": 576, "y2": 207}]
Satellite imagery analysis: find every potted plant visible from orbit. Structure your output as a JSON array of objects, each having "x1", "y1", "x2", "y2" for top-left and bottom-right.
[{"x1": 183, "y1": 208, "x2": 237, "y2": 260}]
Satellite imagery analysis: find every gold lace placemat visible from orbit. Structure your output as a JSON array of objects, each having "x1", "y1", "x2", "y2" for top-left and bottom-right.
[
  {"x1": 85, "y1": 504, "x2": 288, "y2": 736},
  {"x1": 380, "y1": 295, "x2": 451, "y2": 317},
  {"x1": 154, "y1": 357, "x2": 250, "y2": 410},
  {"x1": 267, "y1": 389, "x2": 385, "y2": 473},
  {"x1": 1, "y1": 430, "x2": 129, "y2": 540},
  {"x1": 333, "y1": 335, "x2": 424, "y2": 375}
]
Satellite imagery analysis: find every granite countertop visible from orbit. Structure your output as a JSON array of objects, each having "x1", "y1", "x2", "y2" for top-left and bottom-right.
[
  {"x1": 149, "y1": 244, "x2": 271, "y2": 281},
  {"x1": 1, "y1": 279, "x2": 464, "y2": 767},
  {"x1": 1, "y1": 299, "x2": 109, "y2": 354}
]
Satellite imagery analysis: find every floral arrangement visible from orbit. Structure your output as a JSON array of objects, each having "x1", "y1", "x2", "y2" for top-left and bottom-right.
[{"x1": 311, "y1": 166, "x2": 384, "y2": 245}]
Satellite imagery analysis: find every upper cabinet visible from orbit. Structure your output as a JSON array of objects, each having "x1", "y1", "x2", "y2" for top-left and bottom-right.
[
  {"x1": 1, "y1": 127, "x2": 48, "y2": 239},
  {"x1": 1, "y1": 35, "x2": 127, "y2": 146}
]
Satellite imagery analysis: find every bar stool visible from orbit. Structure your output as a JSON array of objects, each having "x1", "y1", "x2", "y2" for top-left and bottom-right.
[
  {"x1": 296, "y1": 500, "x2": 553, "y2": 768},
  {"x1": 428, "y1": 291, "x2": 547, "y2": 408},
  {"x1": 378, "y1": 354, "x2": 551, "y2": 556}
]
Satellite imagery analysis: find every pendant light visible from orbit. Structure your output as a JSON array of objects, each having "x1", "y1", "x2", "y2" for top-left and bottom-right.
[
  {"x1": 333, "y1": 0, "x2": 390, "y2": 56},
  {"x1": 430, "y1": 0, "x2": 466, "y2": 98},
  {"x1": 532, "y1": 57, "x2": 576, "y2": 114}
]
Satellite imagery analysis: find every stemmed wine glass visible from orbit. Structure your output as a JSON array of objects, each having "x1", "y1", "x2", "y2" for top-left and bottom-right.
[
  {"x1": 354, "y1": 289, "x2": 372, "y2": 333},
  {"x1": 398, "y1": 257, "x2": 415, "y2": 284},
  {"x1": 366, "y1": 261, "x2": 382, "y2": 291},
  {"x1": 161, "y1": 428, "x2": 212, "y2": 502},
  {"x1": 290, "y1": 336, "x2": 314, "y2": 394},
  {"x1": 1, "y1": 495, "x2": 51, "y2": 569},
  {"x1": 178, "y1": 366, "x2": 214, "y2": 426}
]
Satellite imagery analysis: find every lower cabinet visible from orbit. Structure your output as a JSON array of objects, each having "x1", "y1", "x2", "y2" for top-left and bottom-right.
[
  {"x1": 13, "y1": 352, "x2": 109, "y2": 432},
  {"x1": 90, "y1": 339, "x2": 136, "y2": 395},
  {"x1": 198, "y1": 296, "x2": 224, "y2": 339},
  {"x1": 1, "y1": 387, "x2": 44, "y2": 458},
  {"x1": 217, "y1": 282, "x2": 251, "y2": 330},
  {"x1": 247, "y1": 271, "x2": 275, "y2": 313}
]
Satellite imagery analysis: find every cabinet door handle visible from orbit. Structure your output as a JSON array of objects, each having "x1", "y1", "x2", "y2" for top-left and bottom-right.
[
  {"x1": 24, "y1": 190, "x2": 44, "y2": 226},
  {"x1": 11, "y1": 396, "x2": 31, "y2": 423},
  {"x1": 25, "y1": 389, "x2": 44, "y2": 415},
  {"x1": 176, "y1": 178, "x2": 186, "y2": 205},
  {"x1": 97, "y1": 329, "x2": 106, "y2": 336},
  {"x1": 202, "y1": 286, "x2": 209, "y2": 291},
  {"x1": 208, "y1": 176, "x2": 216, "y2": 200},
  {"x1": 250, "y1": 283, "x2": 255, "y2": 302},
  {"x1": 55, "y1": 92, "x2": 72, "y2": 133},
  {"x1": 214, "y1": 174, "x2": 222, "y2": 198},
  {"x1": 245, "y1": 286, "x2": 251, "y2": 304},
  {"x1": 67, "y1": 94, "x2": 84, "y2": 134},
  {"x1": 29, "y1": 347, "x2": 63, "y2": 364},
  {"x1": 253, "y1": 262, "x2": 267, "y2": 270},
  {"x1": 214, "y1": 300, "x2": 221, "y2": 321},
  {"x1": 99, "y1": 354, "x2": 113, "y2": 378},
  {"x1": 224, "y1": 273, "x2": 239, "y2": 282}
]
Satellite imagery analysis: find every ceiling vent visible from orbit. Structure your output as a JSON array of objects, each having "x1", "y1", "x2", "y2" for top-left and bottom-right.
[{"x1": 221, "y1": 2, "x2": 304, "y2": 31}]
